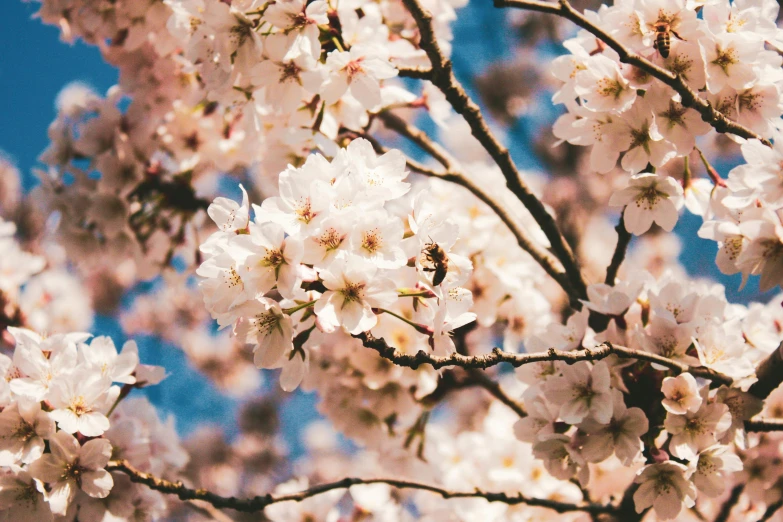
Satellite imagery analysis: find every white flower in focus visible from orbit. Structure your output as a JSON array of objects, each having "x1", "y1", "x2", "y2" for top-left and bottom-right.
[
  {"x1": 574, "y1": 55, "x2": 636, "y2": 113},
  {"x1": 544, "y1": 361, "x2": 613, "y2": 425},
  {"x1": 664, "y1": 399, "x2": 732, "y2": 460},
  {"x1": 619, "y1": 101, "x2": 678, "y2": 174},
  {"x1": 9, "y1": 329, "x2": 86, "y2": 401},
  {"x1": 233, "y1": 298, "x2": 295, "y2": 369},
  {"x1": 344, "y1": 138, "x2": 410, "y2": 202},
  {"x1": 693, "y1": 322, "x2": 755, "y2": 381},
  {"x1": 79, "y1": 337, "x2": 139, "y2": 384},
  {"x1": 430, "y1": 300, "x2": 476, "y2": 356},
  {"x1": 47, "y1": 370, "x2": 117, "y2": 437},
  {"x1": 314, "y1": 255, "x2": 397, "y2": 335},
  {"x1": 237, "y1": 221, "x2": 304, "y2": 300},
  {"x1": 29, "y1": 431, "x2": 113, "y2": 515},
  {"x1": 552, "y1": 106, "x2": 632, "y2": 174},
  {"x1": 633, "y1": 462, "x2": 696, "y2": 520},
  {"x1": 702, "y1": 33, "x2": 758, "y2": 94},
  {"x1": 689, "y1": 445, "x2": 743, "y2": 497},
  {"x1": 321, "y1": 45, "x2": 398, "y2": 110},
  {"x1": 349, "y1": 210, "x2": 406, "y2": 269},
  {"x1": 0, "y1": 400, "x2": 54, "y2": 466},
  {"x1": 251, "y1": 33, "x2": 324, "y2": 113},
  {"x1": 661, "y1": 373, "x2": 702, "y2": 414},
  {"x1": 263, "y1": 0, "x2": 328, "y2": 58},
  {"x1": 207, "y1": 184, "x2": 249, "y2": 233},
  {"x1": 580, "y1": 390, "x2": 649, "y2": 465},
  {"x1": 609, "y1": 173, "x2": 684, "y2": 235}
]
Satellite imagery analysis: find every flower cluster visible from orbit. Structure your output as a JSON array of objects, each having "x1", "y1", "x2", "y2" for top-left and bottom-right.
[
  {"x1": 32, "y1": 0, "x2": 464, "y2": 289},
  {"x1": 197, "y1": 139, "x2": 476, "y2": 392},
  {"x1": 552, "y1": 0, "x2": 783, "y2": 239},
  {"x1": 0, "y1": 327, "x2": 186, "y2": 520},
  {"x1": 515, "y1": 266, "x2": 783, "y2": 519},
  {"x1": 699, "y1": 137, "x2": 783, "y2": 291}
]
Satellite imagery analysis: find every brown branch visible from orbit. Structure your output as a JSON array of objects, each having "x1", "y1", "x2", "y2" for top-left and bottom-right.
[
  {"x1": 400, "y1": 0, "x2": 589, "y2": 306},
  {"x1": 354, "y1": 334, "x2": 733, "y2": 385},
  {"x1": 604, "y1": 212, "x2": 632, "y2": 286},
  {"x1": 107, "y1": 459, "x2": 617, "y2": 515},
  {"x1": 745, "y1": 418, "x2": 783, "y2": 432},
  {"x1": 355, "y1": 117, "x2": 577, "y2": 299},
  {"x1": 377, "y1": 110, "x2": 455, "y2": 169},
  {"x1": 396, "y1": 66, "x2": 433, "y2": 79},
  {"x1": 713, "y1": 484, "x2": 744, "y2": 522},
  {"x1": 493, "y1": 0, "x2": 770, "y2": 146},
  {"x1": 467, "y1": 369, "x2": 528, "y2": 417},
  {"x1": 759, "y1": 500, "x2": 783, "y2": 522},
  {"x1": 748, "y1": 342, "x2": 783, "y2": 400}
]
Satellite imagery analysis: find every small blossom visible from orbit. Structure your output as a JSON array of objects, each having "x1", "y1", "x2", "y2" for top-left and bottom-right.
[
  {"x1": 28, "y1": 431, "x2": 113, "y2": 515},
  {"x1": 609, "y1": 173, "x2": 685, "y2": 235},
  {"x1": 544, "y1": 361, "x2": 613, "y2": 425},
  {"x1": 661, "y1": 373, "x2": 702, "y2": 414},
  {"x1": 633, "y1": 461, "x2": 697, "y2": 520}
]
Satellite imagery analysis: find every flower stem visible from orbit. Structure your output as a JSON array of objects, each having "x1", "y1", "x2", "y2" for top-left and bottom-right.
[
  {"x1": 378, "y1": 308, "x2": 433, "y2": 336},
  {"x1": 283, "y1": 300, "x2": 317, "y2": 315}
]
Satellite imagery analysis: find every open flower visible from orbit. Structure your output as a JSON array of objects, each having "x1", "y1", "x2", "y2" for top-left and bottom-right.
[
  {"x1": 0, "y1": 400, "x2": 55, "y2": 466},
  {"x1": 314, "y1": 255, "x2": 397, "y2": 335},
  {"x1": 580, "y1": 390, "x2": 649, "y2": 465},
  {"x1": 47, "y1": 370, "x2": 117, "y2": 437},
  {"x1": 28, "y1": 431, "x2": 113, "y2": 515},
  {"x1": 320, "y1": 45, "x2": 398, "y2": 109},
  {"x1": 661, "y1": 373, "x2": 702, "y2": 415},
  {"x1": 544, "y1": 361, "x2": 613, "y2": 425},
  {"x1": 609, "y1": 173, "x2": 684, "y2": 235},
  {"x1": 664, "y1": 399, "x2": 732, "y2": 460},
  {"x1": 633, "y1": 462, "x2": 697, "y2": 520},
  {"x1": 689, "y1": 445, "x2": 743, "y2": 497},
  {"x1": 233, "y1": 298, "x2": 295, "y2": 369}
]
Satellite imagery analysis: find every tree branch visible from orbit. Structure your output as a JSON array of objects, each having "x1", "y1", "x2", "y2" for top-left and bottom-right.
[
  {"x1": 399, "y1": 0, "x2": 589, "y2": 306},
  {"x1": 467, "y1": 369, "x2": 528, "y2": 417},
  {"x1": 604, "y1": 212, "x2": 632, "y2": 286},
  {"x1": 758, "y1": 500, "x2": 783, "y2": 522},
  {"x1": 396, "y1": 66, "x2": 433, "y2": 79},
  {"x1": 493, "y1": 0, "x2": 770, "y2": 146},
  {"x1": 745, "y1": 418, "x2": 783, "y2": 432},
  {"x1": 354, "y1": 334, "x2": 733, "y2": 385},
  {"x1": 355, "y1": 116, "x2": 578, "y2": 299},
  {"x1": 107, "y1": 459, "x2": 617, "y2": 515},
  {"x1": 713, "y1": 484, "x2": 744, "y2": 522},
  {"x1": 748, "y1": 342, "x2": 783, "y2": 400}
]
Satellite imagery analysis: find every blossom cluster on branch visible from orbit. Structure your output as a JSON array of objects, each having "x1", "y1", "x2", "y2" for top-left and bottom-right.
[{"x1": 4, "y1": 0, "x2": 783, "y2": 519}]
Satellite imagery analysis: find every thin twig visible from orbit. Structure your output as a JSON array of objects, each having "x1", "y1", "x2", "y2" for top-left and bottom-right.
[
  {"x1": 605, "y1": 211, "x2": 632, "y2": 286},
  {"x1": 493, "y1": 0, "x2": 771, "y2": 146},
  {"x1": 713, "y1": 484, "x2": 744, "y2": 522},
  {"x1": 354, "y1": 334, "x2": 734, "y2": 385},
  {"x1": 377, "y1": 110, "x2": 456, "y2": 169},
  {"x1": 107, "y1": 459, "x2": 618, "y2": 515},
  {"x1": 400, "y1": 0, "x2": 589, "y2": 306},
  {"x1": 467, "y1": 369, "x2": 528, "y2": 417},
  {"x1": 745, "y1": 418, "x2": 783, "y2": 432},
  {"x1": 748, "y1": 342, "x2": 783, "y2": 400},
  {"x1": 758, "y1": 500, "x2": 783, "y2": 522},
  {"x1": 396, "y1": 66, "x2": 433, "y2": 79},
  {"x1": 352, "y1": 119, "x2": 576, "y2": 298}
]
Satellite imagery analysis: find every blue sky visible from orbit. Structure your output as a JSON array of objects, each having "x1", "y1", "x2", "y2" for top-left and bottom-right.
[{"x1": 1, "y1": 0, "x2": 774, "y2": 445}]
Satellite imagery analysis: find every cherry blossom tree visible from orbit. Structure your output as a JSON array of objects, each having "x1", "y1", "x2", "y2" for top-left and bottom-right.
[{"x1": 4, "y1": 0, "x2": 783, "y2": 519}]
